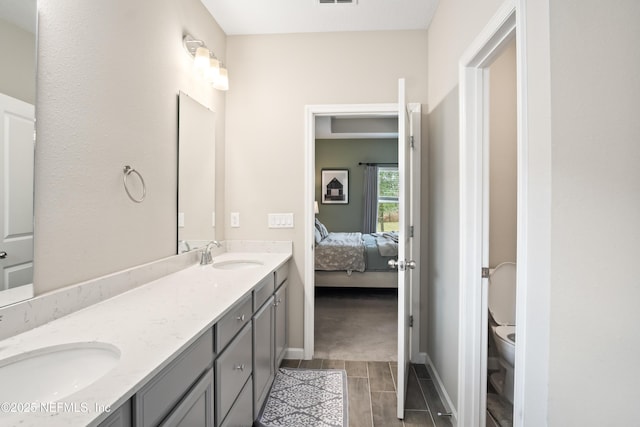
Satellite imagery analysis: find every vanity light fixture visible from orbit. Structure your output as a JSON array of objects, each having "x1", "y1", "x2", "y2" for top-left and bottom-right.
[
  {"x1": 183, "y1": 34, "x2": 228, "y2": 91},
  {"x1": 213, "y1": 65, "x2": 229, "y2": 91}
]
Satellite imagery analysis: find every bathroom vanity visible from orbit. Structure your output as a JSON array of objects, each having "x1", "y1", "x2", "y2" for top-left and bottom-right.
[{"x1": 0, "y1": 248, "x2": 291, "y2": 427}]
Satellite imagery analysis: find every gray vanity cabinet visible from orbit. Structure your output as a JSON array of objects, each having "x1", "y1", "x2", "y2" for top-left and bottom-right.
[
  {"x1": 215, "y1": 321, "x2": 253, "y2": 426},
  {"x1": 220, "y1": 378, "x2": 253, "y2": 427},
  {"x1": 134, "y1": 329, "x2": 214, "y2": 427},
  {"x1": 252, "y1": 295, "x2": 275, "y2": 419},
  {"x1": 97, "y1": 399, "x2": 131, "y2": 427},
  {"x1": 274, "y1": 280, "x2": 288, "y2": 370},
  {"x1": 159, "y1": 368, "x2": 214, "y2": 427},
  {"x1": 215, "y1": 294, "x2": 252, "y2": 352},
  {"x1": 273, "y1": 263, "x2": 289, "y2": 371}
]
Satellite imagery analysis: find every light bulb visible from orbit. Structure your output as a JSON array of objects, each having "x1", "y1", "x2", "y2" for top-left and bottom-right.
[
  {"x1": 194, "y1": 47, "x2": 210, "y2": 74},
  {"x1": 213, "y1": 67, "x2": 229, "y2": 91},
  {"x1": 206, "y1": 58, "x2": 220, "y2": 83}
]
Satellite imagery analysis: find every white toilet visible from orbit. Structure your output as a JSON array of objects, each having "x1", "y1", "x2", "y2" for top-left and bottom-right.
[{"x1": 488, "y1": 262, "x2": 517, "y2": 404}]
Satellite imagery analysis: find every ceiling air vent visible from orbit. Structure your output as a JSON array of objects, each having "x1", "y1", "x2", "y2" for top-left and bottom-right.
[{"x1": 318, "y1": 0, "x2": 357, "y2": 4}]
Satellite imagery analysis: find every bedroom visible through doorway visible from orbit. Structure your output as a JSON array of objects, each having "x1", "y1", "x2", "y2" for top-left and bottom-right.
[{"x1": 313, "y1": 116, "x2": 400, "y2": 361}]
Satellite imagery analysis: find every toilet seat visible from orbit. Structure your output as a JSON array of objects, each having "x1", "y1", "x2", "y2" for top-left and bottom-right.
[
  {"x1": 488, "y1": 262, "x2": 517, "y2": 326},
  {"x1": 495, "y1": 325, "x2": 515, "y2": 345},
  {"x1": 494, "y1": 325, "x2": 516, "y2": 368}
]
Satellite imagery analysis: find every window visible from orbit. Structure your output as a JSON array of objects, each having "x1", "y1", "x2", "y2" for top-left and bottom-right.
[{"x1": 377, "y1": 167, "x2": 399, "y2": 232}]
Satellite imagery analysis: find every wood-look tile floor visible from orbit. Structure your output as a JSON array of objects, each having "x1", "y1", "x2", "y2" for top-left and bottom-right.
[{"x1": 280, "y1": 359, "x2": 453, "y2": 427}]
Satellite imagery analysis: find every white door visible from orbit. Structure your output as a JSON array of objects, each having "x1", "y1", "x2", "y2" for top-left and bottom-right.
[
  {"x1": 395, "y1": 78, "x2": 415, "y2": 419},
  {"x1": 0, "y1": 93, "x2": 35, "y2": 299}
]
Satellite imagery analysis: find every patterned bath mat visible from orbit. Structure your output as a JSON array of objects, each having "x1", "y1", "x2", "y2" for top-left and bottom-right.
[{"x1": 256, "y1": 368, "x2": 348, "y2": 427}]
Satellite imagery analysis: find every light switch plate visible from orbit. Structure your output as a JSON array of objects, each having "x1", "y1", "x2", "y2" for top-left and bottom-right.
[
  {"x1": 230, "y1": 212, "x2": 240, "y2": 228},
  {"x1": 268, "y1": 213, "x2": 294, "y2": 228}
]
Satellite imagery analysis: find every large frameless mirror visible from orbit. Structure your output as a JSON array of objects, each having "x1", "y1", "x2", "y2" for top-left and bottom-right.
[
  {"x1": 0, "y1": 0, "x2": 36, "y2": 307},
  {"x1": 177, "y1": 92, "x2": 216, "y2": 253}
]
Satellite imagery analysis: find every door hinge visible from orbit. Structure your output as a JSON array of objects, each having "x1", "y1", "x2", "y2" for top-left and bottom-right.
[
  {"x1": 409, "y1": 225, "x2": 414, "y2": 238},
  {"x1": 482, "y1": 267, "x2": 490, "y2": 278},
  {"x1": 410, "y1": 135, "x2": 415, "y2": 148},
  {"x1": 409, "y1": 315, "x2": 414, "y2": 327}
]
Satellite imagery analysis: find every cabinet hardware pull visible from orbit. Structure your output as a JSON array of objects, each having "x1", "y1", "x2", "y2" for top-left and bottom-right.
[
  {"x1": 236, "y1": 314, "x2": 245, "y2": 321},
  {"x1": 234, "y1": 364, "x2": 245, "y2": 371}
]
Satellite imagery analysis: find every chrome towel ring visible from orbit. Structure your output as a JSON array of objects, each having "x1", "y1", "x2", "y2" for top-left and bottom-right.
[{"x1": 123, "y1": 165, "x2": 146, "y2": 203}]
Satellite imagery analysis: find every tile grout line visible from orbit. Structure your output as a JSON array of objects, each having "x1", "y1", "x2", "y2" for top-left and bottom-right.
[
  {"x1": 415, "y1": 366, "x2": 438, "y2": 427},
  {"x1": 366, "y1": 362, "x2": 375, "y2": 427}
]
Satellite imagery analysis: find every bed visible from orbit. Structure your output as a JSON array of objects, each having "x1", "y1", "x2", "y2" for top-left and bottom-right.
[{"x1": 314, "y1": 219, "x2": 398, "y2": 288}]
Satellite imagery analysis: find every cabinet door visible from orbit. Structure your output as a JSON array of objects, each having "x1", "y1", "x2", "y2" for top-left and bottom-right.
[
  {"x1": 98, "y1": 400, "x2": 131, "y2": 427},
  {"x1": 220, "y1": 378, "x2": 253, "y2": 427},
  {"x1": 274, "y1": 281, "x2": 288, "y2": 369},
  {"x1": 160, "y1": 368, "x2": 214, "y2": 427},
  {"x1": 253, "y1": 296, "x2": 275, "y2": 419}
]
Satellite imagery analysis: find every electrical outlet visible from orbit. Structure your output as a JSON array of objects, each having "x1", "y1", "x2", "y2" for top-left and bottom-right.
[{"x1": 178, "y1": 212, "x2": 185, "y2": 228}]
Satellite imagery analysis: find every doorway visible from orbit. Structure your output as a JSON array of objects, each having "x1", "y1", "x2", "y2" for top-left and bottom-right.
[
  {"x1": 485, "y1": 37, "x2": 517, "y2": 426},
  {"x1": 313, "y1": 133, "x2": 400, "y2": 362},
  {"x1": 458, "y1": 2, "x2": 529, "y2": 426},
  {"x1": 303, "y1": 97, "x2": 422, "y2": 419}
]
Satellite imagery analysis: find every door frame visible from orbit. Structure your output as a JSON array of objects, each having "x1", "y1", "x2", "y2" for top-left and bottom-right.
[
  {"x1": 303, "y1": 102, "x2": 421, "y2": 362},
  {"x1": 458, "y1": 0, "x2": 533, "y2": 425}
]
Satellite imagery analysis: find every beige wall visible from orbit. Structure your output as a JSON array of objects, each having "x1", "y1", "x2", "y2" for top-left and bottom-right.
[
  {"x1": 429, "y1": 0, "x2": 640, "y2": 423},
  {"x1": 489, "y1": 39, "x2": 517, "y2": 267},
  {"x1": 225, "y1": 31, "x2": 428, "y2": 351},
  {"x1": 547, "y1": 0, "x2": 640, "y2": 424},
  {"x1": 0, "y1": 18, "x2": 35, "y2": 104},
  {"x1": 427, "y1": 0, "x2": 506, "y2": 109},
  {"x1": 34, "y1": 0, "x2": 227, "y2": 293},
  {"x1": 425, "y1": 0, "x2": 506, "y2": 408}
]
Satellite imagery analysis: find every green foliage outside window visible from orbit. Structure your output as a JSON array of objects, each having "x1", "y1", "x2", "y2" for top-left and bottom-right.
[{"x1": 377, "y1": 168, "x2": 399, "y2": 232}]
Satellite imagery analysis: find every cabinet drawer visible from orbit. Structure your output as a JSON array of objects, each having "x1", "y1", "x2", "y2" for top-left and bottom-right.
[
  {"x1": 274, "y1": 263, "x2": 289, "y2": 288},
  {"x1": 134, "y1": 330, "x2": 214, "y2": 427},
  {"x1": 253, "y1": 273, "x2": 275, "y2": 311},
  {"x1": 216, "y1": 293, "x2": 252, "y2": 352},
  {"x1": 220, "y1": 376, "x2": 253, "y2": 427},
  {"x1": 215, "y1": 322, "x2": 253, "y2": 426}
]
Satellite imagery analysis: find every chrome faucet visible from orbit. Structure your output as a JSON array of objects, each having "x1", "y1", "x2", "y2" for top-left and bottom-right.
[{"x1": 200, "y1": 241, "x2": 222, "y2": 265}]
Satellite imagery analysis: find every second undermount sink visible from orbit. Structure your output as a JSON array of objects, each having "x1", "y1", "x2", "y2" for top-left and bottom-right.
[
  {"x1": 212, "y1": 259, "x2": 263, "y2": 270},
  {"x1": 0, "y1": 342, "x2": 120, "y2": 403}
]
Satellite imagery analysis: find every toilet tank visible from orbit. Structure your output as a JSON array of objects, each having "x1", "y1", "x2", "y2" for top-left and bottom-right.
[{"x1": 488, "y1": 262, "x2": 517, "y2": 326}]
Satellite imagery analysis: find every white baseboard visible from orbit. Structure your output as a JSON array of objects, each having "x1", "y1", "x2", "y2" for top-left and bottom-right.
[
  {"x1": 285, "y1": 347, "x2": 305, "y2": 360},
  {"x1": 425, "y1": 353, "x2": 458, "y2": 424},
  {"x1": 414, "y1": 352, "x2": 428, "y2": 365}
]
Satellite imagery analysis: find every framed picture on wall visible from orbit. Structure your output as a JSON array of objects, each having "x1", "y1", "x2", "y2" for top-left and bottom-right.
[{"x1": 321, "y1": 169, "x2": 349, "y2": 204}]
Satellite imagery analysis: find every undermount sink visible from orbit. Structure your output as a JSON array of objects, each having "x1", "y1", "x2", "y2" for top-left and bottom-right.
[
  {"x1": 0, "y1": 342, "x2": 120, "y2": 403},
  {"x1": 212, "y1": 260, "x2": 263, "y2": 270}
]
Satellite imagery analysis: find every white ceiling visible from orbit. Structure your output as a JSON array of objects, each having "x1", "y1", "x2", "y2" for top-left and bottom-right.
[{"x1": 200, "y1": 0, "x2": 440, "y2": 35}]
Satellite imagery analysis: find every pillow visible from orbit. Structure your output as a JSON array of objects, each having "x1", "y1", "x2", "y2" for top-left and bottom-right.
[
  {"x1": 314, "y1": 227, "x2": 323, "y2": 244},
  {"x1": 315, "y1": 218, "x2": 329, "y2": 239}
]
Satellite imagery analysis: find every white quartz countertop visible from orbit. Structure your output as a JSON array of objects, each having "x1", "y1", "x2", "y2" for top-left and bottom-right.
[{"x1": 0, "y1": 251, "x2": 291, "y2": 426}]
